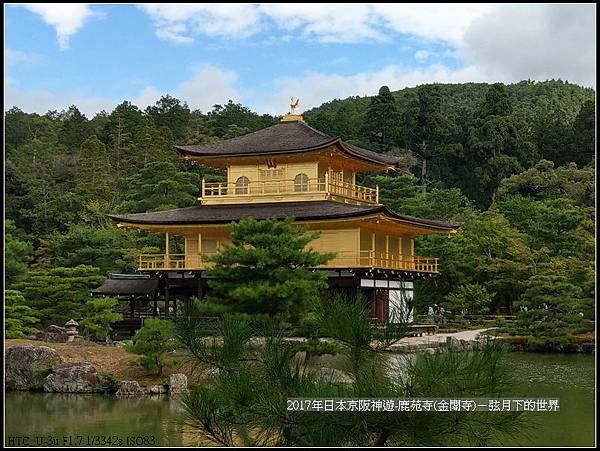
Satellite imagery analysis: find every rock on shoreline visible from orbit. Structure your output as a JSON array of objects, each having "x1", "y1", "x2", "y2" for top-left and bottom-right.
[
  {"x1": 6, "y1": 343, "x2": 186, "y2": 397},
  {"x1": 6, "y1": 345, "x2": 63, "y2": 390},
  {"x1": 44, "y1": 362, "x2": 104, "y2": 393}
]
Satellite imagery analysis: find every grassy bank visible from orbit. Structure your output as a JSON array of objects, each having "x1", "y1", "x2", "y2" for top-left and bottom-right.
[{"x1": 4, "y1": 339, "x2": 195, "y2": 386}]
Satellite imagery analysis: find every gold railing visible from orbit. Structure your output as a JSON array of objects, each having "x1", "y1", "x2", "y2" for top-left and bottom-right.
[
  {"x1": 138, "y1": 251, "x2": 438, "y2": 273},
  {"x1": 138, "y1": 254, "x2": 214, "y2": 270},
  {"x1": 327, "y1": 179, "x2": 378, "y2": 203},
  {"x1": 201, "y1": 174, "x2": 379, "y2": 204},
  {"x1": 331, "y1": 251, "x2": 439, "y2": 272}
]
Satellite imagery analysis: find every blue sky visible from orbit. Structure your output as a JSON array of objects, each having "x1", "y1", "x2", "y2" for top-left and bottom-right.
[{"x1": 5, "y1": 4, "x2": 596, "y2": 117}]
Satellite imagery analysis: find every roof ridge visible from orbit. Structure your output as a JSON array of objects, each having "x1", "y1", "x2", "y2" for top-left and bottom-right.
[
  {"x1": 177, "y1": 120, "x2": 327, "y2": 151},
  {"x1": 296, "y1": 120, "x2": 334, "y2": 139}
]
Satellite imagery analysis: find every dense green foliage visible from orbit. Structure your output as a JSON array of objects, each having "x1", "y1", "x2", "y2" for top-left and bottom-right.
[
  {"x1": 127, "y1": 318, "x2": 177, "y2": 375},
  {"x1": 306, "y1": 80, "x2": 595, "y2": 208},
  {"x1": 5, "y1": 290, "x2": 41, "y2": 339},
  {"x1": 204, "y1": 217, "x2": 335, "y2": 323},
  {"x1": 4, "y1": 80, "x2": 595, "y2": 342},
  {"x1": 80, "y1": 297, "x2": 123, "y2": 341},
  {"x1": 12, "y1": 265, "x2": 107, "y2": 326},
  {"x1": 176, "y1": 296, "x2": 523, "y2": 446}
]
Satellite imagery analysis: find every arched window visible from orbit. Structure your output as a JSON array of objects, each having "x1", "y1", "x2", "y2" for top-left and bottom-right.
[
  {"x1": 294, "y1": 173, "x2": 309, "y2": 192},
  {"x1": 235, "y1": 176, "x2": 249, "y2": 194}
]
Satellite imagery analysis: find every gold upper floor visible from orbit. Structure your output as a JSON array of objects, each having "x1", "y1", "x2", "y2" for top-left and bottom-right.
[
  {"x1": 136, "y1": 218, "x2": 439, "y2": 274},
  {"x1": 198, "y1": 151, "x2": 384, "y2": 206}
]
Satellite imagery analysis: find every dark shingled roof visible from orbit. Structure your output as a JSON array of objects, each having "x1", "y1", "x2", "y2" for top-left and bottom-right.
[
  {"x1": 108, "y1": 201, "x2": 460, "y2": 231},
  {"x1": 91, "y1": 274, "x2": 159, "y2": 296},
  {"x1": 175, "y1": 120, "x2": 399, "y2": 166}
]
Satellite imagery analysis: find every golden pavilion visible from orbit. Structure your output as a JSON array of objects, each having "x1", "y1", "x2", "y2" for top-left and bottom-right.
[{"x1": 94, "y1": 107, "x2": 459, "y2": 326}]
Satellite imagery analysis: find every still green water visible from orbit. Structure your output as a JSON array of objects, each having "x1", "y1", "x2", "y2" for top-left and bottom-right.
[{"x1": 4, "y1": 353, "x2": 595, "y2": 447}]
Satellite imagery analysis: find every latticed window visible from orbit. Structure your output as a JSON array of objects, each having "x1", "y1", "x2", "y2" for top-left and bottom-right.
[
  {"x1": 259, "y1": 168, "x2": 285, "y2": 180},
  {"x1": 235, "y1": 176, "x2": 249, "y2": 194},
  {"x1": 294, "y1": 173, "x2": 309, "y2": 192}
]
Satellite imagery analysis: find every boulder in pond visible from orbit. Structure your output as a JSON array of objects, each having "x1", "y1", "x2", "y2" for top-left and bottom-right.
[
  {"x1": 5, "y1": 345, "x2": 63, "y2": 390},
  {"x1": 169, "y1": 373, "x2": 188, "y2": 395},
  {"x1": 43, "y1": 362, "x2": 104, "y2": 393},
  {"x1": 36, "y1": 325, "x2": 69, "y2": 343},
  {"x1": 145, "y1": 384, "x2": 168, "y2": 395},
  {"x1": 116, "y1": 380, "x2": 144, "y2": 396}
]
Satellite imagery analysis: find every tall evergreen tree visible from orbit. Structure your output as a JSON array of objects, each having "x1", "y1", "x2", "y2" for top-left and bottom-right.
[
  {"x1": 569, "y1": 100, "x2": 595, "y2": 167},
  {"x1": 58, "y1": 105, "x2": 92, "y2": 153},
  {"x1": 145, "y1": 95, "x2": 191, "y2": 141},
  {"x1": 76, "y1": 135, "x2": 115, "y2": 201},
  {"x1": 363, "y1": 86, "x2": 400, "y2": 152}
]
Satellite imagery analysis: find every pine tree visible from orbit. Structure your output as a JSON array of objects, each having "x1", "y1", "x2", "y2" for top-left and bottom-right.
[
  {"x1": 76, "y1": 135, "x2": 115, "y2": 201},
  {"x1": 569, "y1": 100, "x2": 595, "y2": 167},
  {"x1": 363, "y1": 86, "x2": 400, "y2": 152},
  {"x1": 205, "y1": 217, "x2": 335, "y2": 322}
]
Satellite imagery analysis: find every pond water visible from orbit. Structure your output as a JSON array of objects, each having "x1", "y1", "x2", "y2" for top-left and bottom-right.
[{"x1": 5, "y1": 352, "x2": 595, "y2": 447}]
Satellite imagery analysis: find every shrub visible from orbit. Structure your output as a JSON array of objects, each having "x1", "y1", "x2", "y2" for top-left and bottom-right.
[
  {"x1": 99, "y1": 371, "x2": 119, "y2": 393},
  {"x1": 126, "y1": 318, "x2": 176, "y2": 375},
  {"x1": 80, "y1": 297, "x2": 123, "y2": 341}
]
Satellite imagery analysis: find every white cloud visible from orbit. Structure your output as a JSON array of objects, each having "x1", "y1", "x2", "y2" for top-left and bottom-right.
[
  {"x1": 462, "y1": 4, "x2": 596, "y2": 87},
  {"x1": 19, "y1": 4, "x2": 98, "y2": 49},
  {"x1": 5, "y1": 49, "x2": 33, "y2": 66},
  {"x1": 5, "y1": 65, "x2": 241, "y2": 116},
  {"x1": 414, "y1": 50, "x2": 431, "y2": 61},
  {"x1": 137, "y1": 4, "x2": 595, "y2": 88},
  {"x1": 175, "y1": 65, "x2": 240, "y2": 111},
  {"x1": 260, "y1": 4, "x2": 386, "y2": 43},
  {"x1": 139, "y1": 4, "x2": 262, "y2": 43},
  {"x1": 138, "y1": 3, "x2": 495, "y2": 45},
  {"x1": 4, "y1": 81, "x2": 115, "y2": 116},
  {"x1": 372, "y1": 4, "x2": 495, "y2": 45}
]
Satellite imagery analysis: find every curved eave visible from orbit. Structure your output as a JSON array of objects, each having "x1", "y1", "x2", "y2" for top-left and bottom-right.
[
  {"x1": 176, "y1": 139, "x2": 399, "y2": 168},
  {"x1": 108, "y1": 206, "x2": 460, "y2": 232}
]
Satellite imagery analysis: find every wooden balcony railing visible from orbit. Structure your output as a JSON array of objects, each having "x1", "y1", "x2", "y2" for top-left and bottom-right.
[
  {"x1": 201, "y1": 174, "x2": 379, "y2": 204},
  {"x1": 331, "y1": 251, "x2": 439, "y2": 273},
  {"x1": 138, "y1": 251, "x2": 438, "y2": 273}
]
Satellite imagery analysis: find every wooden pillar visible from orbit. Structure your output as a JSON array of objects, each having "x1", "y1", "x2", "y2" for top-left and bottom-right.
[
  {"x1": 371, "y1": 232, "x2": 376, "y2": 266},
  {"x1": 165, "y1": 232, "x2": 170, "y2": 269},
  {"x1": 385, "y1": 235, "x2": 389, "y2": 267},
  {"x1": 130, "y1": 297, "x2": 135, "y2": 318},
  {"x1": 399, "y1": 237, "x2": 403, "y2": 269}
]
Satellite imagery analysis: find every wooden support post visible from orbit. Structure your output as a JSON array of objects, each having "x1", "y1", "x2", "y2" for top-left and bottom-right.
[
  {"x1": 198, "y1": 232, "x2": 202, "y2": 268},
  {"x1": 165, "y1": 232, "x2": 170, "y2": 269},
  {"x1": 385, "y1": 235, "x2": 389, "y2": 268},
  {"x1": 201, "y1": 177, "x2": 205, "y2": 200},
  {"x1": 371, "y1": 232, "x2": 375, "y2": 267}
]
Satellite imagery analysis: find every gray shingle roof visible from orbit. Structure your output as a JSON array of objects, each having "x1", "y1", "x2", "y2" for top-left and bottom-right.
[
  {"x1": 176, "y1": 120, "x2": 399, "y2": 166},
  {"x1": 91, "y1": 274, "x2": 159, "y2": 296},
  {"x1": 108, "y1": 201, "x2": 460, "y2": 230}
]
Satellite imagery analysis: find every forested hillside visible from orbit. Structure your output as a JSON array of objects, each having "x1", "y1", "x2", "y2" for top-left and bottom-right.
[{"x1": 4, "y1": 80, "x2": 596, "y2": 344}]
